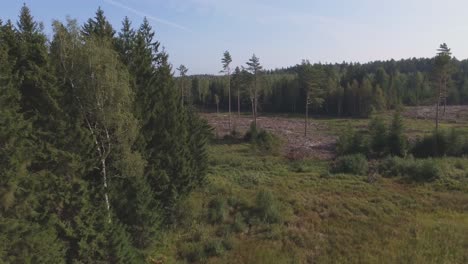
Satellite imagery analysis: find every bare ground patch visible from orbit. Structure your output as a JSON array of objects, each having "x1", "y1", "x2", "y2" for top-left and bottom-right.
[{"x1": 202, "y1": 113, "x2": 336, "y2": 160}]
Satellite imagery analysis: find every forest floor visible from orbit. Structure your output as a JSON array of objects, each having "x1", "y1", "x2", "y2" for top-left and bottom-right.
[{"x1": 202, "y1": 105, "x2": 468, "y2": 160}]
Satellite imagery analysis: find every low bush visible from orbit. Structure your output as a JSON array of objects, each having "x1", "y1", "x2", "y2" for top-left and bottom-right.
[
  {"x1": 179, "y1": 243, "x2": 205, "y2": 263},
  {"x1": 336, "y1": 127, "x2": 369, "y2": 156},
  {"x1": 204, "y1": 240, "x2": 225, "y2": 257},
  {"x1": 330, "y1": 154, "x2": 368, "y2": 175},
  {"x1": 245, "y1": 122, "x2": 282, "y2": 155},
  {"x1": 411, "y1": 129, "x2": 468, "y2": 158},
  {"x1": 207, "y1": 197, "x2": 227, "y2": 224},
  {"x1": 378, "y1": 156, "x2": 442, "y2": 182},
  {"x1": 252, "y1": 190, "x2": 282, "y2": 224}
]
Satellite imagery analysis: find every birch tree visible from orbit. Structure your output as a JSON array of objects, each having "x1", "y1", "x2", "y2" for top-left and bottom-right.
[{"x1": 52, "y1": 20, "x2": 140, "y2": 223}]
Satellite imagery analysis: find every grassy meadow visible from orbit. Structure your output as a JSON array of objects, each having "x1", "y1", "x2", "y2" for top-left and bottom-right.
[{"x1": 151, "y1": 113, "x2": 468, "y2": 264}]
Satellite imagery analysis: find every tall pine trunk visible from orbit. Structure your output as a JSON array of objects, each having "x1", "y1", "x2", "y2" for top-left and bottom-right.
[
  {"x1": 228, "y1": 72, "x2": 231, "y2": 130},
  {"x1": 237, "y1": 88, "x2": 240, "y2": 118},
  {"x1": 305, "y1": 92, "x2": 309, "y2": 136}
]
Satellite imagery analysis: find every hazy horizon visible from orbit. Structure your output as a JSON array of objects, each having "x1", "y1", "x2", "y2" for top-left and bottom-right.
[{"x1": 2, "y1": 0, "x2": 468, "y2": 75}]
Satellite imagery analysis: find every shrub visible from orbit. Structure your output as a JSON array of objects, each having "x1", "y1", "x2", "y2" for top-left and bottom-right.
[
  {"x1": 245, "y1": 122, "x2": 282, "y2": 155},
  {"x1": 254, "y1": 130, "x2": 282, "y2": 155},
  {"x1": 411, "y1": 129, "x2": 468, "y2": 158},
  {"x1": 330, "y1": 154, "x2": 368, "y2": 175},
  {"x1": 207, "y1": 197, "x2": 227, "y2": 224},
  {"x1": 204, "y1": 240, "x2": 225, "y2": 257},
  {"x1": 387, "y1": 110, "x2": 408, "y2": 156},
  {"x1": 231, "y1": 212, "x2": 247, "y2": 233},
  {"x1": 179, "y1": 243, "x2": 205, "y2": 263},
  {"x1": 378, "y1": 156, "x2": 442, "y2": 182},
  {"x1": 244, "y1": 122, "x2": 258, "y2": 141},
  {"x1": 336, "y1": 126, "x2": 369, "y2": 156},
  {"x1": 253, "y1": 190, "x2": 282, "y2": 224},
  {"x1": 368, "y1": 113, "x2": 387, "y2": 155}
]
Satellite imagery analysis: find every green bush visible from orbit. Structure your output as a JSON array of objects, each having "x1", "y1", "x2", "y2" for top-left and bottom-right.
[
  {"x1": 387, "y1": 110, "x2": 408, "y2": 156},
  {"x1": 231, "y1": 212, "x2": 247, "y2": 233},
  {"x1": 244, "y1": 121, "x2": 258, "y2": 141},
  {"x1": 245, "y1": 122, "x2": 282, "y2": 155},
  {"x1": 412, "y1": 129, "x2": 468, "y2": 158},
  {"x1": 253, "y1": 190, "x2": 282, "y2": 224},
  {"x1": 204, "y1": 240, "x2": 225, "y2": 257},
  {"x1": 368, "y1": 113, "x2": 387, "y2": 155},
  {"x1": 330, "y1": 154, "x2": 368, "y2": 175},
  {"x1": 207, "y1": 197, "x2": 227, "y2": 224},
  {"x1": 336, "y1": 126, "x2": 369, "y2": 156},
  {"x1": 378, "y1": 156, "x2": 442, "y2": 182},
  {"x1": 179, "y1": 243, "x2": 205, "y2": 263}
]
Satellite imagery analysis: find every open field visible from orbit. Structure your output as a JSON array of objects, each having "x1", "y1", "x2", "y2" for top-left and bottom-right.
[
  {"x1": 203, "y1": 105, "x2": 468, "y2": 160},
  {"x1": 153, "y1": 106, "x2": 468, "y2": 263}
]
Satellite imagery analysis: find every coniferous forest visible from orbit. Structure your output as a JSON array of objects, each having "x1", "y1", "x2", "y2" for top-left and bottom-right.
[
  {"x1": 1, "y1": 5, "x2": 210, "y2": 263},
  {"x1": 1, "y1": 4, "x2": 468, "y2": 264},
  {"x1": 188, "y1": 52, "x2": 468, "y2": 118}
]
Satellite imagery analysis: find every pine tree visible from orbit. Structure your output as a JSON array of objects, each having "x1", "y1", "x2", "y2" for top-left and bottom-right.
[
  {"x1": 387, "y1": 110, "x2": 407, "y2": 156},
  {"x1": 246, "y1": 54, "x2": 263, "y2": 127},
  {"x1": 221, "y1": 51, "x2": 233, "y2": 129},
  {"x1": 433, "y1": 43, "x2": 452, "y2": 130},
  {"x1": 116, "y1": 17, "x2": 136, "y2": 66},
  {"x1": 298, "y1": 60, "x2": 325, "y2": 136},
  {"x1": 177, "y1": 64, "x2": 189, "y2": 106},
  {"x1": 368, "y1": 111, "x2": 387, "y2": 155},
  {"x1": 82, "y1": 7, "x2": 115, "y2": 40}
]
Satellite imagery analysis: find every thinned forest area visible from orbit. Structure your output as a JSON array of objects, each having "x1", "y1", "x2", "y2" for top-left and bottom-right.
[{"x1": 1, "y1": 4, "x2": 468, "y2": 264}]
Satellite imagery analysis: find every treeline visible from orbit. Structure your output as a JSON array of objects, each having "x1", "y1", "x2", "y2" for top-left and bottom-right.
[
  {"x1": 0, "y1": 5, "x2": 209, "y2": 263},
  {"x1": 184, "y1": 55, "x2": 468, "y2": 117}
]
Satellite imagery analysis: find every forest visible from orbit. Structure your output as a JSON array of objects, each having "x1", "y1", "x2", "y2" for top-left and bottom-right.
[
  {"x1": 184, "y1": 52, "x2": 468, "y2": 117},
  {"x1": 0, "y1": 5, "x2": 211, "y2": 263},
  {"x1": 1, "y1": 4, "x2": 468, "y2": 264}
]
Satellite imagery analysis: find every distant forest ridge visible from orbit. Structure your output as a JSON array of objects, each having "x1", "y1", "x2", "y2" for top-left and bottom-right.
[{"x1": 180, "y1": 56, "x2": 468, "y2": 117}]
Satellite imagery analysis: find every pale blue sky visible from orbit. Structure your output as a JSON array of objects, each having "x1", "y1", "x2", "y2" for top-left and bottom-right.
[{"x1": 2, "y1": 0, "x2": 468, "y2": 75}]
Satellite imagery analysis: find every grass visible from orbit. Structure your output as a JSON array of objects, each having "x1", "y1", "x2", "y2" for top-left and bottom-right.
[{"x1": 151, "y1": 115, "x2": 468, "y2": 264}]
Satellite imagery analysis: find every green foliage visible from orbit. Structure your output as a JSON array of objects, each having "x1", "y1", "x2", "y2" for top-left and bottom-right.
[
  {"x1": 336, "y1": 126, "x2": 368, "y2": 156},
  {"x1": 208, "y1": 197, "x2": 227, "y2": 224},
  {"x1": 253, "y1": 190, "x2": 282, "y2": 224},
  {"x1": 368, "y1": 112, "x2": 387, "y2": 155},
  {"x1": 0, "y1": 5, "x2": 210, "y2": 263},
  {"x1": 244, "y1": 122, "x2": 282, "y2": 155},
  {"x1": 412, "y1": 129, "x2": 468, "y2": 158},
  {"x1": 388, "y1": 110, "x2": 408, "y2": 156},
  {"x1": 330, "y1": 154, "x2": 369, "y2": 175},
  {"x1": 379, "y1": 156, "x2": 442, "y2": 182}
]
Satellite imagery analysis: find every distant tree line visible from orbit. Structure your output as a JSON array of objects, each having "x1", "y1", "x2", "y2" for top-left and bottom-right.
[
  {"x1": 0, "y1": 5, "x2": 210, "y2": 263},
  {"x1": 183, "y1": 53, "x2": 468, "y2": 118}
]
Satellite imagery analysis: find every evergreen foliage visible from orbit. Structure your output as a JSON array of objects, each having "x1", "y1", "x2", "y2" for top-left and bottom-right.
[{"x1": 0, "y1": 6, "x2": 209, "y2": 262}]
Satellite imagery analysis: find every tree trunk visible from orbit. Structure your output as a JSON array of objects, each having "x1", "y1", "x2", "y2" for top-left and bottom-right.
[
  {"x1": 305, "y1": 93, "x2": 309, "y2": 137},
  {"x1": 443, "y1": 76, "x2": 447, "y2": 118},
  {"x1": 101, "y1": 158, "x2": 111, "y2": 223},
  {"x1": 253, "y1": 77, "x2": 257, "y2": 127},
  {"x1": 228, "y1": 72, "x2": 231, "y2": 130},
  {"x1": 436, "y1": 80, "x2": 441, "y2": 131},
  {"x1": 237, "y1": 88, "x2": 240, "y2": 118},
  {"x1": 251, "y1": 98, "x2": 255, "y2": 123}
]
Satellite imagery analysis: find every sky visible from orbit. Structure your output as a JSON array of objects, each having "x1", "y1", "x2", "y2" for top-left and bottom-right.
[{"x1": 2, "y1": 0, "x2": 468, "y2": 75}]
